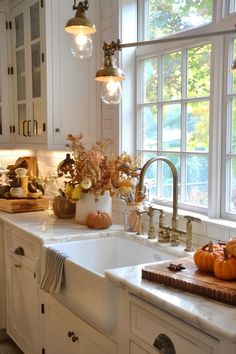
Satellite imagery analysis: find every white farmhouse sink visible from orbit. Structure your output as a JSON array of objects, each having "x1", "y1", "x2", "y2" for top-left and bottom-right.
[{"x1": 46, "y1": 235, "x2": 180, "y2": 333}]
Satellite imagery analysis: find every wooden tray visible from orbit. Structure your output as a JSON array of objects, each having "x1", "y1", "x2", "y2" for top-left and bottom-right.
[
  {"x1": 0, "y1": 197, "x2": 49, "y2": 213},
  {"x1": 142, "y1": 257, "x2": 236, "y2": 306}
]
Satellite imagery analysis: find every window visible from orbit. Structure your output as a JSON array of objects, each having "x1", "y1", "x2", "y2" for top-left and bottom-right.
[
  {"x1": 143, "y1": 0, "x2": 213, "y2": 40},
  {"x1": 136, "y1": 0, "x2": 236, "y2": 219}
]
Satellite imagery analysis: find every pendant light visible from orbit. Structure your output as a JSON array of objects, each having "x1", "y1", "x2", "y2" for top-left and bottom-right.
[
  {"x1": 65, "y1": 1, "x2": 96, "y2": 59},
  {"x1": 95, "y1": 41, "x2": 125, "y2": 105},
  {"x1": 95, "y1": 27, "x2": 236, "y2": 105}
]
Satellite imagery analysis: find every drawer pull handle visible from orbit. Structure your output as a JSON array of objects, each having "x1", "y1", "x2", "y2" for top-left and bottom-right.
[
  {"x1": 14, "y1": 264, "x2": 22, "y2": 268},
  {"x1": 14, "y1": 246, "x2": 25, "y2": 256},
  {"x1": 68, "y1": 331, "x2": 74, "y2": 338},
  {"x1": 72, "y1": 335, "x2": 79, "y2": 343},
  {"x1": 153, "y1": 334, "x2": 176, "y2": 354}
]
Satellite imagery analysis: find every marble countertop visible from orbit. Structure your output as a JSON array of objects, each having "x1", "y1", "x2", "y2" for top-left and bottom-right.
[{"x1": 1, "y1": 209, "x2": 236, "y2": 343}]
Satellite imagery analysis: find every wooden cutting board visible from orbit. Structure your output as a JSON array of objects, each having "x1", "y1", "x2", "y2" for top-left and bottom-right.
[
  {"x1": 0, "y1": 198, "x2": 49, "y2": 213},
  {"x1": 142, "y1": 257, "x2": 236, "y2": 306}
]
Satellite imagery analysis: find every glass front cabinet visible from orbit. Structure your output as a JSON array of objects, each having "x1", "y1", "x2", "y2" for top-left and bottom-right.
[{"x1": 11, "y1": 0, "x2": 45, "y2": 145}]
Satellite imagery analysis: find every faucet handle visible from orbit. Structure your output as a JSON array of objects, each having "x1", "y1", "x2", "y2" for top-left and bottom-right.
[
  {"x1": 184, "y1": 215, "x2": 201, "y2": 223},
  {"x1": 184, "y1": 215, "x2": 201, "y2": 252}
]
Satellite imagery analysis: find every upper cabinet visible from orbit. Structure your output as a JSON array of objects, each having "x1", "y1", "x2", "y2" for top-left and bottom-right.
[
  {"x1": 0, "y1": 5, "x2": 12, "y2": 146},
  {"x1": 1, "y1": 0, "x2": 100, "y2": 149},
  {"x1": 45, "y1": 0, "x2": 100, "y2": 148},
  {"x1": 11, "y1": 0, "x2": 45, "y2": 145}
]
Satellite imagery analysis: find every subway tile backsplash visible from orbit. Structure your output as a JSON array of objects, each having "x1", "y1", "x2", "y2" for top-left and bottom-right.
[{"x1": 1, "y1": 149, "x2": 236, "y2": 246}]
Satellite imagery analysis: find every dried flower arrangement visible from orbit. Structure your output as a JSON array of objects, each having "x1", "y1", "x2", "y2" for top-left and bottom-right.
[{"x1": 64, "y1": 133, "x2": 140, "y2": 203}]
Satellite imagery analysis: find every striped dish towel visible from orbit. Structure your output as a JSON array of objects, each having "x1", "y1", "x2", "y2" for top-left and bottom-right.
[{"x1": 40, "y1": 247, "x2": 68, "y2": 294}]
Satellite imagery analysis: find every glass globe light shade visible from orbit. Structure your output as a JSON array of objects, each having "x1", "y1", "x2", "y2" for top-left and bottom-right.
[
  {"x1": 70, "y1": 33, "x2": 93, "y2": 59},
  {"x1": 101, "y1": 80, "x2": 122, "y2": 105}
]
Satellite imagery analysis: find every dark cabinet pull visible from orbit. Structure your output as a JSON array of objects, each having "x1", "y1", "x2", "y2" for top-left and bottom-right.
[
  {"x1": 153, "y1": 334, "x2": 176, "y2": 354},
  {"x1": 14, "y1": 246, "x2": 25, "y2": 256},
  {"x1": 67, "y1": 331, "x2": 74, "y2": 338},
  {"x1": 72, "y1": 335, "x2": 79, "y2": 343},
  {"x1": 23, "y1": 120, "x2": 27, "y2": 137},
  {"x1": 27, "y1": 120, "x2": 31, "y2": 137}
]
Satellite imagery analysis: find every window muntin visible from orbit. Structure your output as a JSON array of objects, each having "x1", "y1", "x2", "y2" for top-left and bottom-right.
[
  {"x1": 226, "y1": 38, "x2": 236, "y2": 214},
  {"x1": 137, "y1": 43, "x2": 211, "y2": 209},
  {"x1": 144, "y1": 0, "x2": 213, "y2": 40}
]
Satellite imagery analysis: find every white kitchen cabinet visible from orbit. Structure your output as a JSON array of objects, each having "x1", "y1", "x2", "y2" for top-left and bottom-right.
[
  {"x1": 40, "y1": 291, "x2": 118, "y2": 354},
  {"x1": 45, "y1": 0, "x2": 100, "y2": 148},
  {"x1": 11, "y1": 0, "x2": 45, "y2": 145},
  {"x1": 129, "y1": 295, "x2": 220, "y2": 354},
  {"x1": 6, "y1": 0, "x2": 100, "y2": 149},
  {"x1": 0, "y1": 5, "x2": 12, "y2": 146},
  {"x1": 4, "y1": 224, "x2": 41, "y2": 354}
]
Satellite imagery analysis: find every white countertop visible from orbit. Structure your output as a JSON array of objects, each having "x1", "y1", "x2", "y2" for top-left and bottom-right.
[{"x1": 0, "y1": 209, "x2": 236, "y2": 343}]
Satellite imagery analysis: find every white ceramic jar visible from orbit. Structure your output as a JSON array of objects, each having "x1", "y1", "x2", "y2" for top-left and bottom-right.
[{"x1": 75, "y1": 191, "x2": 112, "y2": 224}]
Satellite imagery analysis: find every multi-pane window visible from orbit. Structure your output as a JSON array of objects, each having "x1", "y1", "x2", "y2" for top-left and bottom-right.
[
  {"x1": 137, "y1": 44, "x2": 211, "y2": 209},
  {"x1": 136, "y1": 0, "x2": 236, "y2": 218}
]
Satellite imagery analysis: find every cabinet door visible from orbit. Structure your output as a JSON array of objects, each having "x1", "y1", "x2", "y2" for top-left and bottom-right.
[
  {"x1": 45, "y1": 0, "x2": 99, "y2": 148},
  {"x1": 11, "y1": 0, "x2": 45, "y2": 145},
  {"x1": 41, "y1": 292, "x2": 117, "y2": 354},
  {"x1": 6, "y1": 255, "x2": 39, "y2": 354},
  {"x1": 0, "y1": 11, "x2": 11, "y2": 145}
]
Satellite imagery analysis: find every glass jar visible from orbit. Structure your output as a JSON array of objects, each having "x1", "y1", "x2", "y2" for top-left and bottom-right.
[
  {"x1": 44, "y1": 175, "x2": 59, "y2": 209},
  {"x1": 15, "y1": 168, "x2": 28, "y2": 197},
  {"x1": 124, "y1": 203, "x2": 143, "y2": 232}
]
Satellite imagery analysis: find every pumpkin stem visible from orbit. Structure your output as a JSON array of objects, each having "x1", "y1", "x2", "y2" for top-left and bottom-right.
[
  {"x1": 201, "y1": 241, "x2": 213, "y2": 252},
  {"x1": 223, "y1": 247, "x2": 229, "y2": 260}
]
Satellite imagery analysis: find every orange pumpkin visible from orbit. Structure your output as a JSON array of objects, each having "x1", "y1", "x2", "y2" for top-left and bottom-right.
[
  {"x1": 193, "y1": 241, "x2": 224, "y2": 273},
  {"x1": 226, "y1": 239, "x2": 236, "y2": 257},
  {"x1": 214, "y1": 248, "x2": 236, "y2": 280},
  {"x1": 86, "y1": 211, "x2": 112, "y2": 229}
]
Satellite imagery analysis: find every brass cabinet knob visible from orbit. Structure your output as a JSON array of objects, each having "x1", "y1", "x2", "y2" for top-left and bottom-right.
[
  {"x1": 153, "y1": 333, "x2": 176, "y2": 354},
  {"x1": 14, "y1": 246, "x2": 25, "y2": 256},
  {"x1": 14, "y1": 264, "x2": 22, "y2": 268}
]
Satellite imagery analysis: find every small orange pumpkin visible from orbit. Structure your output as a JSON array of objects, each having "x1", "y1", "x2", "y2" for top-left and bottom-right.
[
  {"x1": 226, "y1": 238, "x2": 236, "y2": 257},
  {"x1": 85, "y1": 211, "x2": 112, "y2": 229},
  {"x1": 214, "y1": 247, "x2": 236, "y2": 280},
  {"x1": 193, "y1": 241, "x2": 224, "y2": 273}
]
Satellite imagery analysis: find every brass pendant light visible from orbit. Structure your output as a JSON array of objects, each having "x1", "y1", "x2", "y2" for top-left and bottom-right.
[
  {"x1": 95, "y1": 40, "x2": 125, "y2": 104},
  {"x1": 65, "y1": 1, "x2": 96, "y2": 59}
]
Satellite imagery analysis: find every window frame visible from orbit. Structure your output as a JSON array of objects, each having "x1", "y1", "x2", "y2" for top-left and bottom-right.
[{"x1": 135, "y1": 0, "x2": 236, "y2": 219}]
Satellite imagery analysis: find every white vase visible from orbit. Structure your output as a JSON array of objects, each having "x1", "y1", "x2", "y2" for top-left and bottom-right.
[{"x1": 75, "y1": 191, "x2": 112, "y2": 224}]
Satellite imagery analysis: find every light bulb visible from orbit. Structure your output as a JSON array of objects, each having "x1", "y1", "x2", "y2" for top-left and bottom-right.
[
  {"x1": 101, "y1": 80, "x2": 122, "y2": 105},
  {"x1": 71, "y1": 33, "x2": 93, "y2": 59}
]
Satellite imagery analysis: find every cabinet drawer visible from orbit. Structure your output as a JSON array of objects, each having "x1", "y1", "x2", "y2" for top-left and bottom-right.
[
  {"x1": 130, "y1": 296, "x2": 218, "y2": 354},
  {"x1": 5, "y1": 229, "x2": 38, "y2": 264}
]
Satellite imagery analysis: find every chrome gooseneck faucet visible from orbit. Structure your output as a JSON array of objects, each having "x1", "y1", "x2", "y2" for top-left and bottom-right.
[{"x1": 136, "y1": 157, "x2": 201, "y2": 250}]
